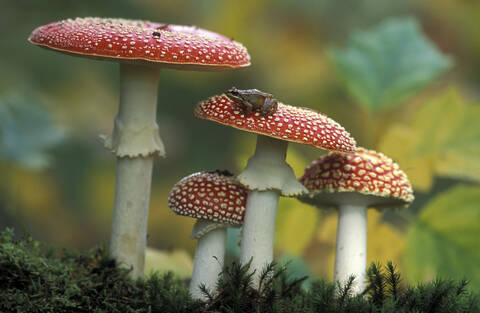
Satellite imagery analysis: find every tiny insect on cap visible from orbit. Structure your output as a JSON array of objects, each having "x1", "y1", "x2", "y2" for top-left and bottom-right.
[
  {"x1": 195, "y1": 94, "x2": 357, "y2": 153},
  {"x1": 29, "y1": 17, "x2": 250, "y2": 70},
  {"x1": 168, "y1": 171, "x2": 248, "y2": 226},
  {"x1": 299, "y1": 147, "x2": 414, "y2": 209}
]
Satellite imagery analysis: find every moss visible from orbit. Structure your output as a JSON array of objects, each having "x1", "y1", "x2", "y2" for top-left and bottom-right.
[
  {"x1": 0, "y1": 228, "x2": 478, "y2": 313},
  {"x1": 0, "y1": 228, "x2": 198, "y2": 312}
]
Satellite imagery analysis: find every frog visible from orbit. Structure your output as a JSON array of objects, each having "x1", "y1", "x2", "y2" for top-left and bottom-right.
[{"x1": 225, "y1": 87, "x2": 278, "y2": 117}]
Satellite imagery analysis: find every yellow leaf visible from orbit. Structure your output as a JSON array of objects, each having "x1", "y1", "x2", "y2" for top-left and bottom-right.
[
  {"x1": 8, "y1": 167, "x2": 60, "y2": 214},
  {"x1": 145, "y1": 247, "x2": 193, "y2": 279},
  {"x1": 4, "y1": 165, "x2": 87, "y2": 247},
  {"x1": 86, "y1": 165, "x2": 115, "y2": 223},
  {"x1": 148, "y1": 183, "x2": 197, "y2": 254},
  {"x1": 379, "y1": 125, "x2": 435, "y2": 191},
  {"x1": 367, "y1": 210, "x2": 405, "y2": 265},
  {"x1": 410, "y1": 88, "x2": 462, "y2": 159},
  {"x1": 379, "y1": 88, "x2": 480, "y2": 191},
  {"x1": 286, "y1": 147, "x2": 312, "y2": 178},
  {"x1": 275, "y1": 197, "x2": 319, "y2": 256},
  {"x1": 233, "y1": 134, "x2": 256, "y2": 173},
  {"x1": 436, "y1": 105, "x2": 480, "y2": 180}
]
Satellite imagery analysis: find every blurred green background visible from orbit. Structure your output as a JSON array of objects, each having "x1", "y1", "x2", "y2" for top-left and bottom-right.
[{"x1": 1, "y1": 0, "x2": 479, "y2": 288}]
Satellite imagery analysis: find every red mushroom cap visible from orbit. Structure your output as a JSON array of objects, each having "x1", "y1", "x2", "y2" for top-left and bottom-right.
[
  {"x1": 28, "y1": 17, "x2": 250, "y2": 70},
  {"x1": 168, "y1": 171, "x2": 247, "y2": 226},
  {"x1": 299, "y1": 148, "x2": 414, "y2": 209},
  {"x1": 195, "y1": 94, "x2": 357, "y2": 153}
]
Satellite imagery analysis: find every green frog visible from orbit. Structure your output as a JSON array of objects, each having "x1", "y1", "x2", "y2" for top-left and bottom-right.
[{"x1": 225, "y1": 87, "x2": 278, "y2": 116}]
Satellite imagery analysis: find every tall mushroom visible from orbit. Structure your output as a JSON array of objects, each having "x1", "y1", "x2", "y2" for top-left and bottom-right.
[
  {"x1": 28, "y1": 17, "x2": 250, "y2": 279},
  {"x1": 194, "y1": 90, "x2": 356, "y2": 285},
  {"x1": 168, "y1": 170, "x2": 247, "y2": 300},
  {"x1": 299, "y1": 147, "x2": 413, "y2": 293}
]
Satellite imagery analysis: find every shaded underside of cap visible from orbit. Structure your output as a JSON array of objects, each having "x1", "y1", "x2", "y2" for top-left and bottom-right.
[
  {"x1": 194, "y1": 94, "x2": 357, "y2": 153},
  {"x1": 299, "y1": 189, "x2": 411, "y2": 210},
  {"x1": 29, "y1": 17, "x2": 250, "y2": 70},
  {"x1": 190, "y1": 219, "x2": 228, "y2": 239},
  {"x1": 299, "y1": 147, "x2": 414, "y2": 208},
  {"x1": 168, "y1": 171, "x2": 247, "y2": 226}
]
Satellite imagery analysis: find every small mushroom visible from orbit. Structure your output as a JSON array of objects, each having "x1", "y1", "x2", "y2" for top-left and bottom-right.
[
  {"x1": 29, "y1": 18, "x2": 250, "y2": 279},
  {"x1": 195, "y1": 91, "x2": 356, "y2": 285},
  {"x1": 168, "y1": 170, "x2": 247, "y2": 300},
  {"x1": 299, "y1": 147, "x2": 414, "y2": 293}
]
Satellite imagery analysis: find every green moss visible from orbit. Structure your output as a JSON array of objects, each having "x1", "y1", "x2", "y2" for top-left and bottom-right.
[
  {"x1": 0, "y1": 228, "x2": 478, "y2": 313},
  {"x1": 0, "y1": 228, "x2": 198, "y2": 312}
]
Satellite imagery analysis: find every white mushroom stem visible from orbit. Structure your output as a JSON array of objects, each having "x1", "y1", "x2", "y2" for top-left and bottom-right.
[
  {"x1": 239, "y1": 189, "x2": 280, "y2": 286},
  {"x1": 334, "y1": 204, "x2": 367, "y2": 294},
  {"x1": 189, "y1": 220, "x2": 227, "y2": 300},
  {"x1": 238, "y1": 135, "x2": 306, "y2": 287},
  {"x1": 108, "y1": 63, "x2": 164, "y2": 279}
]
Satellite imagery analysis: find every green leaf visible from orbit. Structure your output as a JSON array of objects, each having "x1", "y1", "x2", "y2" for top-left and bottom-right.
[
  {"x1": 0, "y1": 95, "x2": 65, "y2": 169},
  {"x1": 403, "y1": 185, "x2": 480, "y2": 289},
  {"x1": 330, "y1": 17, "x2": 453, "y2": 111}
]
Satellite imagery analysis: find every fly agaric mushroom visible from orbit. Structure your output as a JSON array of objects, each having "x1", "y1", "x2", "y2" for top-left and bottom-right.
[
  {"x1": 194, "y1": 91, "x2": 356, "y2": 285},
  {"x1": 299, "y1": 147, "x2": 413, "y2": 294},
  {"x1": 168, "y1": 170, "x2": 247, "y2": 300},
  {"x1": 28, "y1": 17, "x2": 250, "y2": 279}
]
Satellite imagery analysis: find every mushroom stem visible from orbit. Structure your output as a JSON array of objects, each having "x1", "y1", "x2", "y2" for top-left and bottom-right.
[
  {"x1": 238, "y1": 135, "x2": 288, "y2": 187},
  {"x1": 239, "y1": 135, "x2": 289, "y2": 286},
  {"x1": 110, "y1": 157, "x2": 153, "y2": 279},
  {"x1": 189, "y1": 220, "x2": 227, "y2": 300},
  {"x1": 239, "y1": 189, "x2": 280, "y2": 286},
  {"x1": 104, "y1": 64, "x2": 164, "y2": 157},
  {"x1": 108, "y1": 63, "x2": 163, "y2": 279},
  {"x1": 334, "y1": 203, "x2": 367, "y2": 294}
]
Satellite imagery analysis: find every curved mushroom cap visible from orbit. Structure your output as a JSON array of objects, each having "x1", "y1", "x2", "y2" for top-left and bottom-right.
[
  {"x1": 168, "y1": 170, "x2": 247, "y2": 230},
  {"x1": 299, "y1": 148, "x2": 414, "y2": 209},
  {"x1": 194, "y1": 94, "x2": 356, "y2": 153},
  {"x1": 29, "y1": 17, "x2": 250, "y2": 70}
]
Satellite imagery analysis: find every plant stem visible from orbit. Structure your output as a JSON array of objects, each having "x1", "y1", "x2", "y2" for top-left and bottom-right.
[{"x1": 334, "y1": 204, "x2": 367, "y2": 294}]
